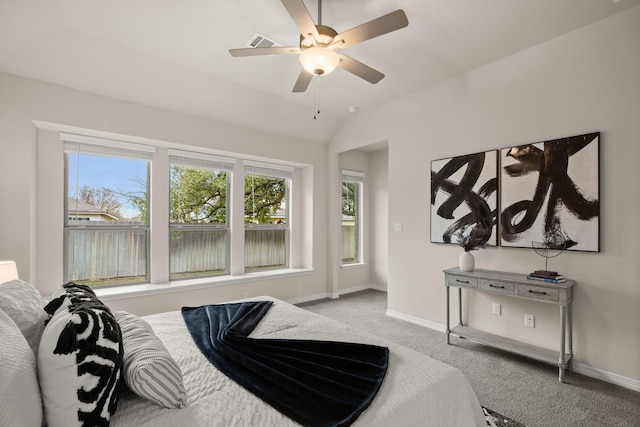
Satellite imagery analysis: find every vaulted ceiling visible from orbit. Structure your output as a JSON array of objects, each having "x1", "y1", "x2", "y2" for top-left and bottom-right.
[{"x1": 1, "y1": 0, "x2": 638, "y2": 143}]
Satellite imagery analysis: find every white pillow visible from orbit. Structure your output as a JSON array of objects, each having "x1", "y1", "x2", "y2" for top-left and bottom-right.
[
  {"x1": 115, "y1": 311, "x2": 187, "y2": 409},
  {"x1": 38, "y1": 283, "x2": 123, "y2": 427},
  {"x1": 0, "y1": 279, "x2": 48, "y2": 355},
  {"x1": 0, "y1": 308, "x2": 44, "y2": 427}
]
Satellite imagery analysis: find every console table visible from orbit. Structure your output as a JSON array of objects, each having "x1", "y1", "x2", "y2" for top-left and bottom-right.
[{"x1": 444, "y1": 267, "x2": 576, "y2": 382}]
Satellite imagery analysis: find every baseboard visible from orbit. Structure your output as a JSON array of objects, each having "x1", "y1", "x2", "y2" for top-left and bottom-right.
[
  {"x1": 288, "y1": 284, "x2": 387, "y2": 304},
  {"x1": 286, "y1": 292, "x2": 331, "y2": 305},
  {"x1": 385, "y1": 309, "x2": 640, "y2": 392},
  {"x1": 386, "y1": 309, "x2": 446, "y2": 333},
  {"x1": 339, "y1": 284, "x2": 387, "y2": 295},
  {"x1": 328, "y1": 284, "x2": 387, "y2": 299},
  {"x1": 571, "y1": 362, "x2": 640, "y2": 392}
]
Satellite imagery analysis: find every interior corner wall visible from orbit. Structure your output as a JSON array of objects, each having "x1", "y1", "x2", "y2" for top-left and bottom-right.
[
  {"x1": 337, "y1": 149, "x2": 371, "y2": 291},
  {"x1": 335, "y1": 148, "x2": 389, "y2": 292},
  {"x1": 331, "y1": 6, "x2": 640, "y2": 383},
  {"x1": 0, "y1": 71, "x2": 330, "y2": 312}
]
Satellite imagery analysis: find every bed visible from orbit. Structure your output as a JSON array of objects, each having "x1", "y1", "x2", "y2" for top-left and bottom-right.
[
  {"x1": 110, "y1": 296, "x2": 485, "y2": 427},
  {"x1": 0, "y1": 278, "x2": 486, "y2": 427}
]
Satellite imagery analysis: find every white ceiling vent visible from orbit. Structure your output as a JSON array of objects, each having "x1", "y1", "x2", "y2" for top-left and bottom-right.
[{"x1": 247, "y1": 33, "x2": 280, "y2": 48}]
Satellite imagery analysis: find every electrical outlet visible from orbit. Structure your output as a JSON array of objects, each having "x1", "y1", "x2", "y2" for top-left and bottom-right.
[
  {"x1": 243, "y1": 291, "x2": 250, "y2": 299},
  {"x1": 492, "y1": 303, "x2": 501, "y2": 315},
  {"x1": 524, "y1": 314, "x2": 535, "y2": 328}
]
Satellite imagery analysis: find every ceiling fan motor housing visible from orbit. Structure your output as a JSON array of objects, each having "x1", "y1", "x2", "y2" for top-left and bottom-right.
[
  {"x1": 299, "y1": 25, "x2": 340, "y2": 75},
  {"x1": 299, "y1": 25, "x2": 338, "y2": 49}
]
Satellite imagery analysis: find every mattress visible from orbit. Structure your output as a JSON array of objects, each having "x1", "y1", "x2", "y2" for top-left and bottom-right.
[{"x1": 110, "y1": 297, "x2": 485, "y2": 427}]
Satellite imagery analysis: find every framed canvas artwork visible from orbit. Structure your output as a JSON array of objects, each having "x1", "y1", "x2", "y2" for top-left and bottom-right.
[
  {"x1": 500, "y1": 132, "x2": 600, "y2": 252},
  {"x1": 431, "y1": 150, "x2": 498, "y2": 247}
]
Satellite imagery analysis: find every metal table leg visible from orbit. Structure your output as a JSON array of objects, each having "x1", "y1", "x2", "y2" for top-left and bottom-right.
[
  {"x1": 567, "y1": 301, "x2": 573, "y2": 358},
  {"x1": 446, "y1": 286, "x2": 451, "y2": 344},
  {"x1": 458, "y1": 287, "x2": 463, "y2": 326},
  {"x1": 559, "y1": 305, "x2": 566, "y2": 382}
]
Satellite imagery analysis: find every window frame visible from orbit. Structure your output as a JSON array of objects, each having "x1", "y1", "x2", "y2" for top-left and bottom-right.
[
  {"x1": 62, "y1": 134, "x2": 154, "y2": 287},
  {"x1": 244, "y1": 161, "x2": 293, "y2": 272},
  {"x1": 341, "y1": 170, "x2": 365, "y2": 265},
  {"x1": 55, "y1": 130, "x2": 307, "y2": 290},
  {"x1": 168, "y1": 149, "x2": 235, "y2": 280}
]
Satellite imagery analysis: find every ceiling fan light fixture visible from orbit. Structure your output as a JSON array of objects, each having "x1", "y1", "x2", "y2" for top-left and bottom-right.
[{"x1": 299, "y1": 47, "x2": 339, "y2": 76}]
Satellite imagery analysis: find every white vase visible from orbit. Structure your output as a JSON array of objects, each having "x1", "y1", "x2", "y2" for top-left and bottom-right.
[{"x1": 459, "y1": 252, "x2": 475, "y2": 271}]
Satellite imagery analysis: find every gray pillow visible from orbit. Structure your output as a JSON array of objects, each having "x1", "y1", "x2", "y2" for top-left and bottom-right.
[
  {"x1": 0, "y1": 308, "x2": 43, "y2": 427},
  {"x1": 115, "y1": 311, "x2": 187, "y2": 409},
  {"x1": 0, "y1": 279, "x2": 48, "y2": 354}
]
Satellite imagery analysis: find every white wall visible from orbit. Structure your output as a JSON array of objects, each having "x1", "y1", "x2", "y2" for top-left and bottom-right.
[
  {"x1": 331, "y1": 6, "x2": 640, "y2": 384},
  {"x1": 369, "y1": 149, "x2": 389, "y2": 289},
  {"x1": 0, "y1": 72, "x2": 330, "y2": 314}
]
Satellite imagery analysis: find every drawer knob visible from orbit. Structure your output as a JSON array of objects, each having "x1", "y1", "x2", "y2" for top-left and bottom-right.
[
  {"x1": 489, "y1": 284, "x2": 505, "y2": 289},
  {"x1": 456, "y1": 279, "x2": 470, "y2": 284},
  {"x1": 529, "y1": 290, "x2": 547, "y2": 295}
]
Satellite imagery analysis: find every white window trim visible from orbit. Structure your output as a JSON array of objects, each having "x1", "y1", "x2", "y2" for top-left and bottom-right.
[
  {"x1": 95, "y1": 268, "x2": 314, "y2": 301},
  {"x1": 34, "y1": 121, "x2": 312, "y2": 296},
  {"x1": 168, "y1": 149, "x2": 235, "y2": 171}
]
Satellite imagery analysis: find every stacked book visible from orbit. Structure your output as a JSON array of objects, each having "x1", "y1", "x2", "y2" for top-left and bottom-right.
[{"x1": 526, "y1": 270, "x2": 566, "y2": 283}]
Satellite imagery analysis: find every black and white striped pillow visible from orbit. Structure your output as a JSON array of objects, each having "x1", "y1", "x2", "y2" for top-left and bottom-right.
[{"x1": 115, "y1": 311, "x2": 187, "y2": 409}]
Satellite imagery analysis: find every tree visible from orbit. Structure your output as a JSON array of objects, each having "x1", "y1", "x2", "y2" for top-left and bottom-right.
[
  {"x1": 122, "y1": 167, "x2": 286, "y2": 224},
  {"x1": 244, "y1": 175, "x2": 286, "y2": 223},
  {"x1": 342, "y1": 182, "x2": 358, "y2": 218},
  {"x1": 78, "y1": 186, "x2": 122, "y2": 219},
  {"x1": 170, "y1": 167, "x2": 227, "y2": 223}
]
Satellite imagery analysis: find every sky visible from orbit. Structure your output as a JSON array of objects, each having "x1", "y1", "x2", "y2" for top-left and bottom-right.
[{"x1": 67, "y1": 153, "x2": 147, "y2": 218}]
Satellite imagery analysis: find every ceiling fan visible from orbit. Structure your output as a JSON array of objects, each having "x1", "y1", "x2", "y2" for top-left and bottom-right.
[{"x1": 229, "y1": 0, "x2": 409, "y2": 93}]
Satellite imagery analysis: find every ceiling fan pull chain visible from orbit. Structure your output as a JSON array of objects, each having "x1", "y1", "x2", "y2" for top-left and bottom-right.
[
  {"x1": 318, "y1": 0, "x2": 322, "y2": 25},
  {"x1": 314, "y1": 77, "x2": 320, "y2": 120}
]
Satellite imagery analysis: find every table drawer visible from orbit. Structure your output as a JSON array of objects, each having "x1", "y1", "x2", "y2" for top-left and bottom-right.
[
  {"x1": 479, "y1": 279, "x2": 515, "y2": 295},
  {"x1": 516, "y1": 284, "x2": 559, "y2": 302},
  {"x1": 446, "y1": 274, "x2": 478, "y2": 288}
]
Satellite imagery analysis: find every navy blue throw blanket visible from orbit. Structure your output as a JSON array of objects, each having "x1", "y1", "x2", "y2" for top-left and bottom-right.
[{"x1": 181, "y1": 301, "x2": 389, "y2": 427}]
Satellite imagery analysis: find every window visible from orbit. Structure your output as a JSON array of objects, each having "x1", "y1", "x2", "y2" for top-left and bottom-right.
[
  {"x1": 57, "y1": 130, "x2": 306, "y2": 289},
  {"x1": 63, "y1": 134, "x2": 154, "y2": 287},
  {"x1": 169, "y1": 150, "x2": 234, "y2": 280},
  {"x1": 244, "y1": 161, "x2": 292, "y2": 272},
  {"x1": 341, "y1": 170, "x2": 364, "y2": 264}
]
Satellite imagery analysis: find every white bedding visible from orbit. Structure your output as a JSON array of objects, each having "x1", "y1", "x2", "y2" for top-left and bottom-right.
[{"x1": 110, "y1": 297, "x2": 485, "y2": 427}]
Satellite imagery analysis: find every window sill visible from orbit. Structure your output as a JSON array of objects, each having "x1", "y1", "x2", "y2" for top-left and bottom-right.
[
  {"x1": 341, "y1": 262, "x2": 366, "y2": 270},
  {"x1": 95, "y1": 268, "x2": 313, "y2": 302}
]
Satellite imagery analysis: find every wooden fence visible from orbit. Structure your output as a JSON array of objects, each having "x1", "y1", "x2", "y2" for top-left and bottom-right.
[
  {"x1": 67, "y1": 229, "x2": 147, "y2": 282},
  {"x1": 67, "y1": 228, "x2": 291, "y2": 281},
  {"x1": 342, "y1": 224, "x2": 357, "y2": 262}
]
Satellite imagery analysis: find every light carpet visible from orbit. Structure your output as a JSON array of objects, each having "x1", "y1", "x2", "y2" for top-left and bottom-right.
[{"x1": 299, "y1": 290, "x2": 640, "y2": 427}]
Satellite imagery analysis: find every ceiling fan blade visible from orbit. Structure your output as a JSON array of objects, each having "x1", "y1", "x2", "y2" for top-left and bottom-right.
[
  {"x1": 337, "y1": 54, "x2": 384, "y2": 84},
  {"x1": 280, "y1": 0, "x2": 319, "y2": 39},
  {"x1": 229, "y1": 46, "x2": 300, "y2": 57},
  {"x1": 334, "y1": 9, "x2": 408, "y2": 48},
  {"x1": 292, "y1": 69, "x2": 313, "y2": 92}
]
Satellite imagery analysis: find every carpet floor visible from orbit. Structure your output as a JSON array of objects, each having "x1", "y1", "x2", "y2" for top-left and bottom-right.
[{"x1": 299, "y1": 290, "x2": 640, "y2": 427}]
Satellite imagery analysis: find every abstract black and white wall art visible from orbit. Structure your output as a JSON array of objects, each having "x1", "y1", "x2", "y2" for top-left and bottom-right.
[
  {"x1": 430, "y1": 151, "x2": 498, "y2": 247},
  {"x1": 500, "y1": 132, "x2": 600, "y2": 252}
]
